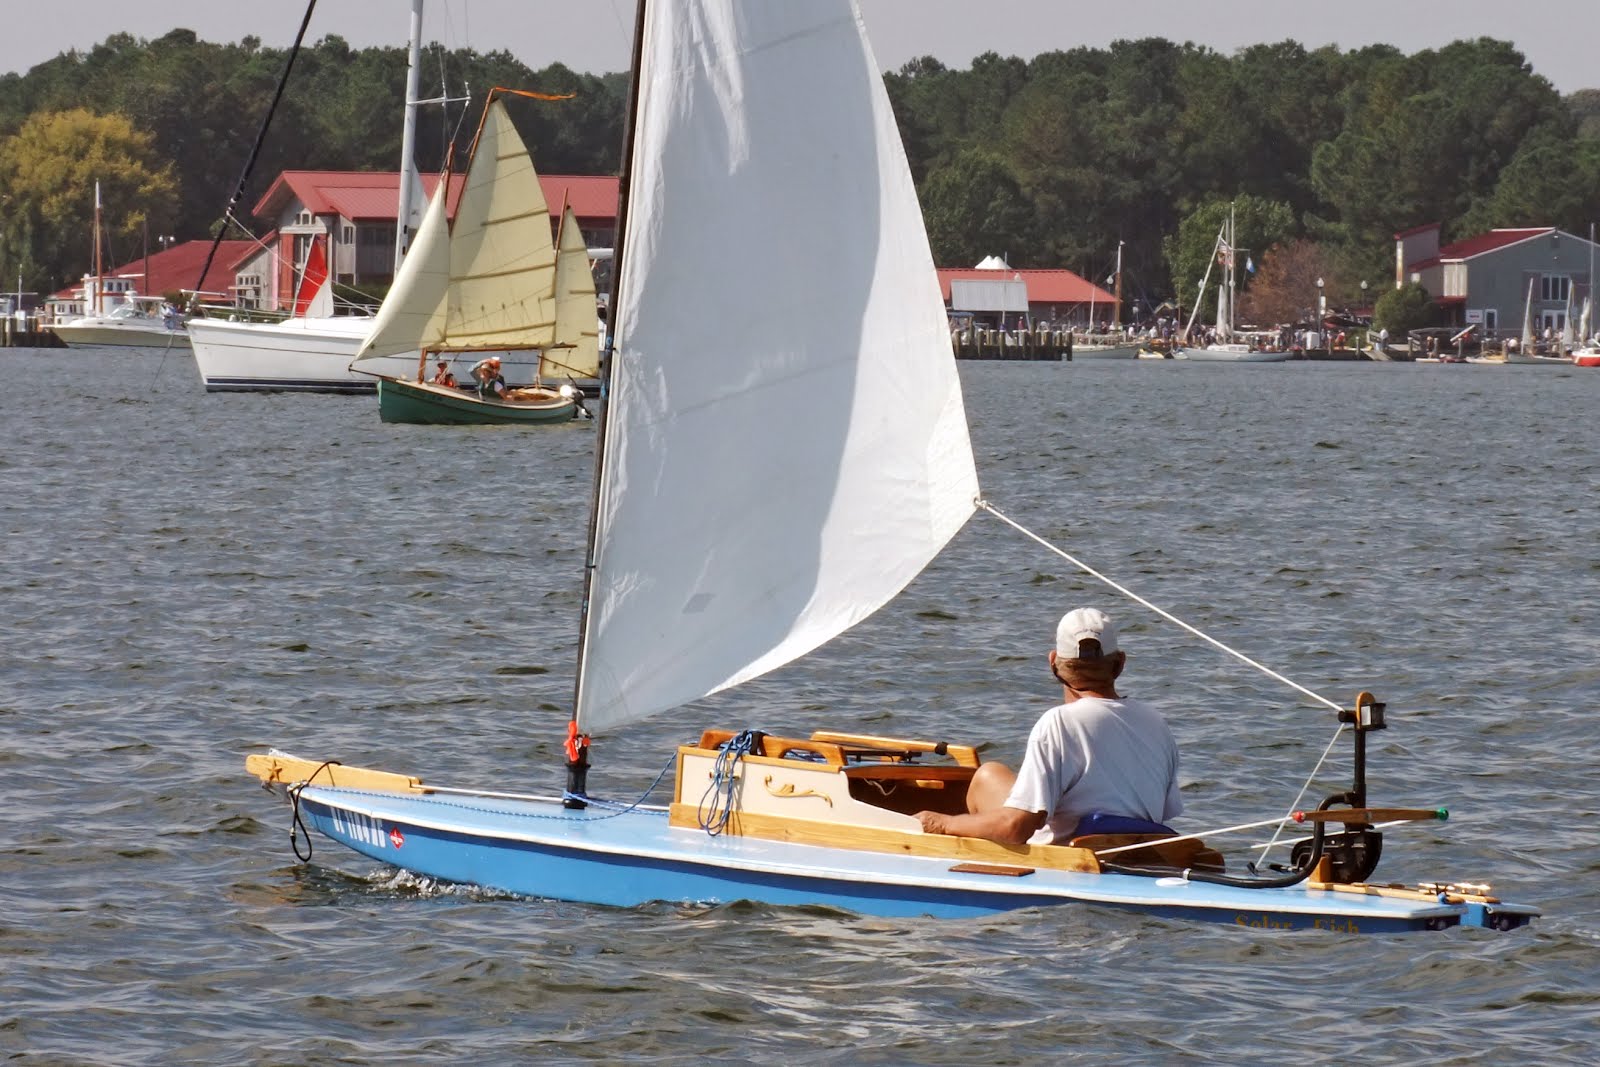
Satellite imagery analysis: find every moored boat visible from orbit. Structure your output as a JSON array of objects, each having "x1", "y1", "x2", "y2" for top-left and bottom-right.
[{"x1": 51, "y1": 296, "x2": 188, "y2": 350}]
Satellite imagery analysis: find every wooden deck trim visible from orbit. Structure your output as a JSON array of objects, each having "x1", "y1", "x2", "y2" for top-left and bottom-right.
[
  {"x1": 808, "y1": 730, "x2": 981, "y2": 768},
  {"x1": 1308, "y1": 880, "x2": 1501, "y2": 905},
  {"x1": 245, "y1": 753, "x2": 427, "y2": 794},
  {"x1": 666, "y1": 803, "x2": 1102, "y2": 873}
]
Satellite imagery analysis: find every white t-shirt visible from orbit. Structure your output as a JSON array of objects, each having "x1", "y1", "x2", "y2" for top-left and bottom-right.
[{"x1": 1004, "y1": 695, "x2": 1183, "y2": 844}]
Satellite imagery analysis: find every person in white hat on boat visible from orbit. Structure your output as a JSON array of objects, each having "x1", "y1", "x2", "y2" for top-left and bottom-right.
[
  {"x1": 916, "y1": 607, "x2": 1182, "y2": 845},
  {"x1": 471, "y1": 355, "x2": 506, "y2": 400}
]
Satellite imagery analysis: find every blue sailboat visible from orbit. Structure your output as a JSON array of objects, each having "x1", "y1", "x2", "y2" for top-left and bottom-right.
[{"x1": 246, "y1": 0, "x2": 1536, "y2": 934}]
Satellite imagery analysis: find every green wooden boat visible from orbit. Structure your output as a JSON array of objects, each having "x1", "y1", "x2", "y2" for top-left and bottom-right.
[
  {"x1": 351, "y1": 92, "x2": 602, "y2": 426},
  {"x1": 376, "y1": 377, "x2": 580, "y2": 425}
]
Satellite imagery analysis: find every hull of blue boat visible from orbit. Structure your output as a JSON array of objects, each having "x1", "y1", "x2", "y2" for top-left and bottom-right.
[{"x1": 291, "y1": 787, "x2": 1536, "y2": 933}]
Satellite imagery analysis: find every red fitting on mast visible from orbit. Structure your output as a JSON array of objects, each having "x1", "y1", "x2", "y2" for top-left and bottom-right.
[{"x1": 563, "y1": 721, "x2": 589, "y2": 764}]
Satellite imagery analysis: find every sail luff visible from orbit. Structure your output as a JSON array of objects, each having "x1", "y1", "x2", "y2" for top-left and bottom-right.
[{"x1": 569, "y1": 0, "x2": 651, "y2": 741}]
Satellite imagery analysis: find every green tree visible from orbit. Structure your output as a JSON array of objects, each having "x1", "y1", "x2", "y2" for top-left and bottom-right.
[
  {"x1": 1569, "y1": 89, "x2": 1600, "y2": 141},
  {"x1": 1460, "y1": 132, "x2": 1600, "y2": 236},
  {"x1": 920, "y1": 149, "x2": 1032, "y2": 266},
  {"x1": 1164, "y1": 196, "x2": 1296, "y2": 322},
  {"x1": 1373, "y1": 281, "x2": 1440, "y2": 334},
  {"x1": 1312, "y1": 39, "x2": 1570, "y2": 257},
  {"x1": 0, "y1": 108, "x2": 179, "y2": 292}
]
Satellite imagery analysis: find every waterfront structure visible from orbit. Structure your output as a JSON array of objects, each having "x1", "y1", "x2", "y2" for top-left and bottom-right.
[
  {"x1": 45, "y1": 240, "x2": 254, "y2": 321},
  {"x1": 232, "y1": 170, "x2": 620, "y2": 311},
  {"x1": 1396, "y1": 224, "x2": 1598, "y2": 339},
  {"x1": 936, "y1": 262, "x2": 1117, "y2": 328}
]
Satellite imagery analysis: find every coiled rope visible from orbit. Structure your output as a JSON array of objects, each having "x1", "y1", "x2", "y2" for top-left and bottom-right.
[{"x1": 698, "y1": 729, "x2": 760, "y2": 836}]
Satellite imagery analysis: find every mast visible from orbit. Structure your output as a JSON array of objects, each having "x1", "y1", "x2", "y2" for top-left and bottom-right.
[
  {"x1": 565, "y1": 0, "x2": 650, "y2": 795},
  {"x1": 1580, "y1": 222, "x2": 1593, "y2": 342},
  {"x1": 1181, "y1": 224, "x2": 1224, "y2": 343},
  {"x1": 92, "y1": 182, "x2": 102, "y2": 316},
  {"x1": 1226, "y1": 204, "x2": 1236, "y2": 337},
  {"x1": 393, "y1": 0, "x2": 424, "y2": 270},
  {"x1": 1112, "y1": 240, "x2": 1124, "y2": 328}
]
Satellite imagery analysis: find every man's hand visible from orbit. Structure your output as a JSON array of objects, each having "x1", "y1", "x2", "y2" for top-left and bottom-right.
[{"x1": 915, "y1": 811, "x2": 949, "y2": 835}]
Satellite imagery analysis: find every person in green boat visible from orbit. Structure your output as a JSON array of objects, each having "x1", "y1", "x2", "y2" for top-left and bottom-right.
[
  {"x1": 915, "y1": 607, "x2": 1182, "y2": 845},
  {"x1": 471, "y1": 356, "x2": 507, "y2": 399}
]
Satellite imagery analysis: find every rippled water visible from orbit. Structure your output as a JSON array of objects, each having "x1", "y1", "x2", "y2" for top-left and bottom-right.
[{"x1": 3, "y1": 350, "x2": 1598, "y2": 1063}]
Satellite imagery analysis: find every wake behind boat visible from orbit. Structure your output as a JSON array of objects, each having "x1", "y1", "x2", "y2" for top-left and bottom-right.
[{"x1": 244, "y1": 0, "x2": 1536, "y2": 932}]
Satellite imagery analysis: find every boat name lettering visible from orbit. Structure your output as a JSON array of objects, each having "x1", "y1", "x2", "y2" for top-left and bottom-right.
[
  {"x1": 1234, "y1": 913, "x2": 1297, "y2": 931},
  {"x1": 330, "y1": 808, "x2": 388, "y2": 849}
]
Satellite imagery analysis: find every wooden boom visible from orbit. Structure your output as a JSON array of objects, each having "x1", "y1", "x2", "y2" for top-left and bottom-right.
[{"x1": 1292, "y1": 807, "x2": 1446, "y2": 825}]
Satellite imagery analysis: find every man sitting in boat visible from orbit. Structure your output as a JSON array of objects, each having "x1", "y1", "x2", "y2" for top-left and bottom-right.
[
  {"x1": 431, "y1": 361, "x2": 458, "y2": 388},
  {"x1": 915, "y1": 607, "x2": 1182, "y2": 845},
  {"x1": 471, "y1": 356, "x2": 507, "y2": 400}
]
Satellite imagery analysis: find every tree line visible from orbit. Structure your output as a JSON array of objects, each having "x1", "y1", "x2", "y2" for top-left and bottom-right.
[{"x1": 2, "y1": 30, "x2": 1597, "y2": 320}]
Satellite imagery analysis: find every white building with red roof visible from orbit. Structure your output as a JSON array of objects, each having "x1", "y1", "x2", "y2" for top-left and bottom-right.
[
  {"x1": 936, "y1": 264, "x2": 1118, "y2": 328},
  {"x1": 1395, "y1": 222, "x2": 1597, "y2": 337}
]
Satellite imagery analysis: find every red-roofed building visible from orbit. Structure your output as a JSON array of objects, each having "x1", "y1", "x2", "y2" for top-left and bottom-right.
[
  {"x1": 936, "y1": 266, "x2": 1117, "y2": 326},
  {"x1": 1394, "y1": 223, "x2": 1597, "y2": 336},
  {"x1": 47, "y1": 240, "x2": 259, "y2": 320},
  {"x1": 237, "y1": 170, "x2": 619, "y2": 311}
]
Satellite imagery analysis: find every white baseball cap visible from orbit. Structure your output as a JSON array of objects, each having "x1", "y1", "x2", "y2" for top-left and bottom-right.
[{"x1": 1056, "y1": 607, "x2": 1119, "y2": 659}]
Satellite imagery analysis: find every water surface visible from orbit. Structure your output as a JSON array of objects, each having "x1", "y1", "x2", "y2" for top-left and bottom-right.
[{"x1": 2, "y1": 351, "x2": 1597, "y2": 1063}]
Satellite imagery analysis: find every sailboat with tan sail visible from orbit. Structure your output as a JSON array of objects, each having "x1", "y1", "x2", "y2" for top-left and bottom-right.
[{"x1": 350, "y1": 89, "x2": 598, "y2": 425}]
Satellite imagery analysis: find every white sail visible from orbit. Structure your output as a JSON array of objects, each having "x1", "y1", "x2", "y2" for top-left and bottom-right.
[
  {"x1": 352, "y1": 180, "x2": 452, "y2": 362},
  {"x1": 543, "y1": 204, "x2": 600, "y2": 380},
  {"x1": 1520, "y1": 279, "x2": 1535, "y2": 351},
  {"x1": 1560, "y1": 287, "x2": 1575, "y2": 348},
  {"x1": 574, "y1": 0, "x2": 978, "y2": 735}
]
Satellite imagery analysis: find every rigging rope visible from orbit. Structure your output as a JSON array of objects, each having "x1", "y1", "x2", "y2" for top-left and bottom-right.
[
  {"x1": 977, "y1": 497, "x2": 1356, "y2": 840},
  {"x1": 976, "y1": 498, "x2": 1344, "y2": 713},
  {"x1": 193, "y1": 0, "x2": 319, "y2": 301},
  {"x1": 1249, "y1": 723, "x2": 1349, "y2": 871}
]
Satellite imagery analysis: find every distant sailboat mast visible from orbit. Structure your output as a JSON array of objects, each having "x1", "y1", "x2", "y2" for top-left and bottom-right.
[
  {"x1": 1180, "y1": 223, "x2": 1225, "y2": 343},
  {"x1": 92, "y1": 181, "x2": 103, "y2": 316},
  {"x1": 393, "y1": 0, "x2": 425, "y2": 268}
]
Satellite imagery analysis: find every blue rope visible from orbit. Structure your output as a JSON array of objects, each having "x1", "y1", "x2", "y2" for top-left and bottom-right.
[
  {"x1": 697, "y1": 729, "x2": 760, "y2": 836},
  {"x1": 568, "y1": 752, "x2": 678, "y2": 817}
]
